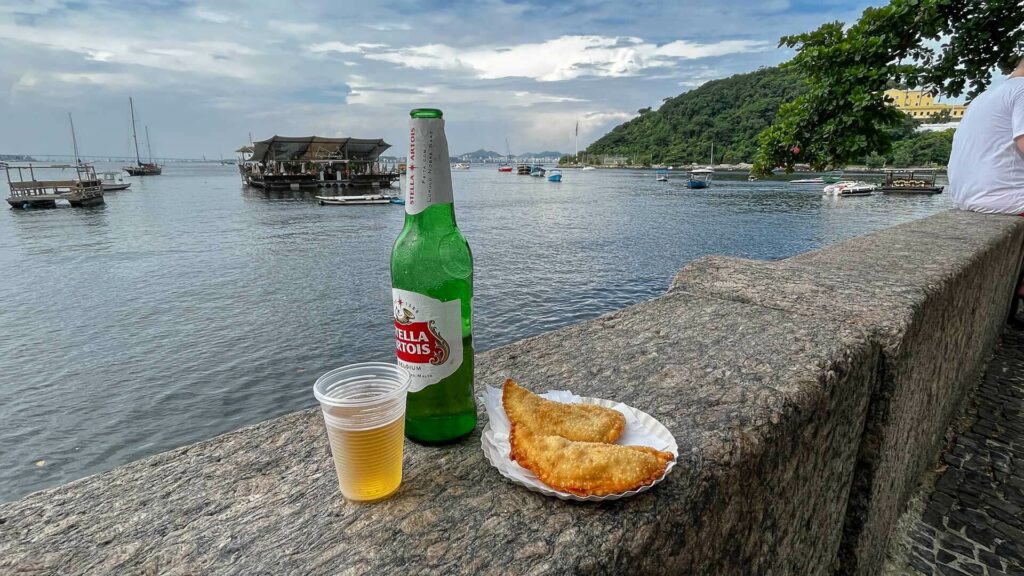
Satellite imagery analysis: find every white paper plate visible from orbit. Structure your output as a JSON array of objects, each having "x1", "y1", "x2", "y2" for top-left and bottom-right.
[{"x1": 479, "y1": 385, "x2": 678, "y2": 501}]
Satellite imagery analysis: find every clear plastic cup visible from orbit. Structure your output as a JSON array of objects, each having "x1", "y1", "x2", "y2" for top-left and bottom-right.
[{"x1": 313, "y1": 362, "x2": 410, "y2": 502}]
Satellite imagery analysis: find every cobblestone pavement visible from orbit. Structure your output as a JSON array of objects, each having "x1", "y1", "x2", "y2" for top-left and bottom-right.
[{"x1": 900, "y1": 324, "x2": 1024, "y2": 576}]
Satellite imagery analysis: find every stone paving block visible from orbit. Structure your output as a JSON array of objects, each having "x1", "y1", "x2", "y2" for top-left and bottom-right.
[{"x1": 896, "y1": 327, "x2": 1024, "y2": 575}]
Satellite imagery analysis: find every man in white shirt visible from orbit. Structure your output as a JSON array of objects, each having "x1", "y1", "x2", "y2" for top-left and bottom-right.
[
  {"x1": 948, "y1": 57, "x2": 1024, "y2": 213},
  {"x1": 947, "y1": 57, "x2": 1024, "y2": 323}
]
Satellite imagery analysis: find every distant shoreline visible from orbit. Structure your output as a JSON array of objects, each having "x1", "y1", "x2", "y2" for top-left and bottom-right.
[{"x1": 552, "y1": 164, "x2": 948, "y2": 173}]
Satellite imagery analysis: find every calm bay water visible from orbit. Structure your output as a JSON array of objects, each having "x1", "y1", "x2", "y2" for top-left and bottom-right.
[{"x1": 0, "y1": 163, "x2": 950, "y2": 501}]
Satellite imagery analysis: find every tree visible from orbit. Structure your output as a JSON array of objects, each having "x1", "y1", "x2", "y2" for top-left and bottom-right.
[
  {"x1": 925, "y1": 109, "x2": 953, "y2": 124},
  {"x1": 888, "y1": 129, "x2": 954, "y2": 167},
  {"x1": 865, "y1": 152, "x2": 887, "y2": 169},
  {"x1": 585, "y1": 66, "x2": 806, "y2": 165},
  {"x1": 752, "y1": 0, "x2": 1024, "y2": 175}
]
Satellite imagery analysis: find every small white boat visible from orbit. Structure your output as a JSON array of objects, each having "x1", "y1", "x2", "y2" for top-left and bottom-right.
[
  {"x1": 823, "y1": 181, "x2": 876, "y2": 197},
  {"x1": 453, "y1": 162, "x2": 470, "y2": 170},
  {"x1": 99, "y1": 171, "x2": 131, "y2": 191},
  {"x1": 316, "y1": 194, "x2": 394, "y2": 206},
  {"x1": 581, "y1": 166, "x2": 596, "y2": 171},
  {"x1": 790, "y1": 178, "x2": 825, "y2": 184},
  {"x1": 687, "y1": 167, "x2": 714, "y2": 189}
]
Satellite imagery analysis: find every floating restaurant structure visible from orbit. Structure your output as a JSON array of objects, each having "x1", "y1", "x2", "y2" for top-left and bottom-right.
[
  {"x1": 4, "y1": 163, "x2": 104, "y2": 209},
  {"x1": 237, "y1": 136, "x2": 400, "y2": 191}
]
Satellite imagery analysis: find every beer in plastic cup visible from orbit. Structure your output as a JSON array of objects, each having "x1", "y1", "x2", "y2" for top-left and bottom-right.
[{"x1": 313, "y1": 362, "x2": 409, "y2": 501}]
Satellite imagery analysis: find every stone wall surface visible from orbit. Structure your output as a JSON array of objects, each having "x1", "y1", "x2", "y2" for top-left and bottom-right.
[
  {"x1": 672, "y1": 210, "x2": 1024, "y2": 575},
  {"x1": 0, "y1": 210, "x2": 1021, "y2": 576},
  {"x1": 0, "y1": 291, "x2": 875, "y2": 575}
]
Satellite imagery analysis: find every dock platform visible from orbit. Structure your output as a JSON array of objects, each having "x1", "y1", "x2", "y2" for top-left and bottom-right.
[{"x1": 5, "y1": 164, "x2": 104, "y2": 209}]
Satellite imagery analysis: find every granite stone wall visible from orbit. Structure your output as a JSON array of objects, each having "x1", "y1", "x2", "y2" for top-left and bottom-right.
[
  {"x1": 0, "y1": 210, "x2": 1020, "y2": 575},
  {"x1": 672, "y1": 210, "x2": 1024, "y2": 574}
]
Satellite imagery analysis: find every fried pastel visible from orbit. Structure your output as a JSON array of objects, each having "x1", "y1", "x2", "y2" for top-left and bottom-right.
[
  {"x1": 509, "y1": 426, "x2": 673, "y2": 496},
  {"x1": 502, "y1": 379, "x2": 625, "y2": 444}
]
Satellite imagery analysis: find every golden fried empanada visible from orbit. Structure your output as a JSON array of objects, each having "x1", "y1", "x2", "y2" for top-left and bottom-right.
[
  {"x1": 502, "y1": 379, "x2": 625, "y2": 444},
  {"x1": 509, "y1": 426, "x2": 673, "y2": 496}
]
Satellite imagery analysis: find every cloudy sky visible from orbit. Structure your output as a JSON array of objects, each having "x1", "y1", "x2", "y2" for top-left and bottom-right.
[{"x1": 1, "y1": 0, "x2": 878, "y2": 159}]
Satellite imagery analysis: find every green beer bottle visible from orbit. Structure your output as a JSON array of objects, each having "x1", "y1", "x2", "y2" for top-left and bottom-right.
[{"x1": 391, "y1": 108, "x2": 476, "y2": 443}]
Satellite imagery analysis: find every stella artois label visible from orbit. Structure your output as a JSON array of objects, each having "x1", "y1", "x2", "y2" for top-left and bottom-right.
[
  {"x1": 393, "y1": 288, "x2": 463, "y2": 392},
  {"x1": 406, "y1": 117, "x2": 454, "y2": 215}
]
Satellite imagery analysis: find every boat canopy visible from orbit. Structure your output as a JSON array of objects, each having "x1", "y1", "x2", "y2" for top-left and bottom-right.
[{"x1": 248, "y1": 136, "x2": 391, "y2": 163}]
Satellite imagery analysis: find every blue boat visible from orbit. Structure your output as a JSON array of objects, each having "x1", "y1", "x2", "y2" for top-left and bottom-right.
[
  {"x1": 687, "y1": 168, "x2": 714, "y2": 189},
  {"x1": 389, "y1": 196, "x2": 405, "y2": 205},
  {"x1": 547, "y1": 169, "x2": 562, "y2": 182}
]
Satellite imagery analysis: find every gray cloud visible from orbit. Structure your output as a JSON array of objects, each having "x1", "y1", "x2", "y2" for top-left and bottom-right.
[{"x1": 0, "y1": 0, "x2": 872, "y2": 158}]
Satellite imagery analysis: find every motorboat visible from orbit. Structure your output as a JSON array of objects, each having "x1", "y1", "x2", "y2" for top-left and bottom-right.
[
  {"x1": 655, "y1": 168, "x2": 669, "y2": 182},
  {"x1": 517, "y1": 164, "x2": 532, "y2": 175},
  {"x1": 453, "y1": 162, "x2": 470, "y2": 170},
  {"x1": 823, "y1": 171, "x2": 844, "y2": 184},
  {"x1": 547, "y1": 169, "x2": 562, "y2": 182},
  {"x1": 529, "y1": 165, "x2": 546, "y2": 177},
  {"x1": 389, "y1": 196, "x2": 406, "y2": 205},
  {"x1": 581, "y1": 166, "x2": 596, "y2": 171},
  {"x1": 497, "y1": 165, "x2": 513, "y2": 172},
  {"x1": 823, "y1": 181, "x2": 876, "y2": 197},
  {"x1": 790, "y1": 177, "x2": 825, "y2": 184},
  {"x1": 686, "y1": 167, "x2": 714, "y2": 189},
  {"x1": 99, "y1": 171, "x2": 131, "y2": 191},
  {"x1": 316, "y1": 194, "x2": 394, "y2": 206}
]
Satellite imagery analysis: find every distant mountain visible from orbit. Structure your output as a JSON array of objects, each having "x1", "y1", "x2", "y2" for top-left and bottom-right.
[
  {"x1": 516, "y1": 151, "x2": 564, "y2": 159},
  {"x1": 451, "y1": 149, "x2": 564, "y2": 162},
  {"x1": 453, "y1": 149, "x2": 503, "y2": 161},
  {"x1": 586, "y1": 66, "x2": 806, "y2": 165}
]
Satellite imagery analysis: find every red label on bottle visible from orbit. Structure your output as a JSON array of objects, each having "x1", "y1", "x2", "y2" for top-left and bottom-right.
[
  {"x1": 394, "y1": 320, "x2": 450, "y2": 365},
  {"x1": 393, "y1": 288, "x2": 463, "y2": 392}
]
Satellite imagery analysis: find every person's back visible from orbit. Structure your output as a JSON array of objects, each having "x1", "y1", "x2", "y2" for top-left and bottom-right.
[{"x1": 948, "y1": 61, "x2": 1024, "y2": 214}]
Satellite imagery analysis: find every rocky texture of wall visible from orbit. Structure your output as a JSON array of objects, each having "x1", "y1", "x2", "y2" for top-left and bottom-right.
[
  {"x1": 0, "y1": 210, "x2": 1021, "y2": 575},
  {"x1": 673, "y1": 210, "x2": 1024, "y2": 575}
]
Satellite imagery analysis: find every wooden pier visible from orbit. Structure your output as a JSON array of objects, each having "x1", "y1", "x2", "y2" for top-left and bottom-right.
[{"x1": 5, "y1": 164, "x2": 105, "y2": 209}]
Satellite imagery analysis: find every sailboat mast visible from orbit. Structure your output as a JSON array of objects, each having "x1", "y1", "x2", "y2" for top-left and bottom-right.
[
  {"x1": 145, "y1": 126, "x2": 154, "y2": 164},
  {"x1": 129, "y1": 97, "x2": 141, "y2": 166},
  {"x1": 710, "y1": 142, "x2": 714, "y2": 167},
  {"x1": 574, "y1": 121, "x2": 579, "y2": 163},
  {"x1": 68, "y1": 112, "x2": 81, "y2": 166}
]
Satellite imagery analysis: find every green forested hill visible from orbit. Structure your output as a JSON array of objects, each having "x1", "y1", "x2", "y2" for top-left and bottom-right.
[{"x1": 585, "y1": 66, "x2": 807, "y2": 165}]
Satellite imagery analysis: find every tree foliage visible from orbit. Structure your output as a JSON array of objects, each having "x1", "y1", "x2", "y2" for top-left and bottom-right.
[
  {"x1": 585, "y1": 67, "x2": 806, "y2": 165},
  {"x1": 889, "y1": 129, "x2": 954, "y2": 166},
  {"x1": 752, "y1": 0, "x2": 1024, "y2": 175}
]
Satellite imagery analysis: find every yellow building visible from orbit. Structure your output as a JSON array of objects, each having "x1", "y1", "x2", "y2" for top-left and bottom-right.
[{"x1": 884, "y1": 89, "x2": 967, "y2": 121}]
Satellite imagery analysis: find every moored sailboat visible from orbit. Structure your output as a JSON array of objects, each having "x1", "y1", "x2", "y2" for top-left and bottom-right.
[{"x1": 124, "y1": 98, "x2": 162, "y2": 176}]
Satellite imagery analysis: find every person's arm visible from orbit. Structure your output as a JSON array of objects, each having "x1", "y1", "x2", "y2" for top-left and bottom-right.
[{"x1": 1014, "y1": 85, "x2": 1024, "y2": 153}]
